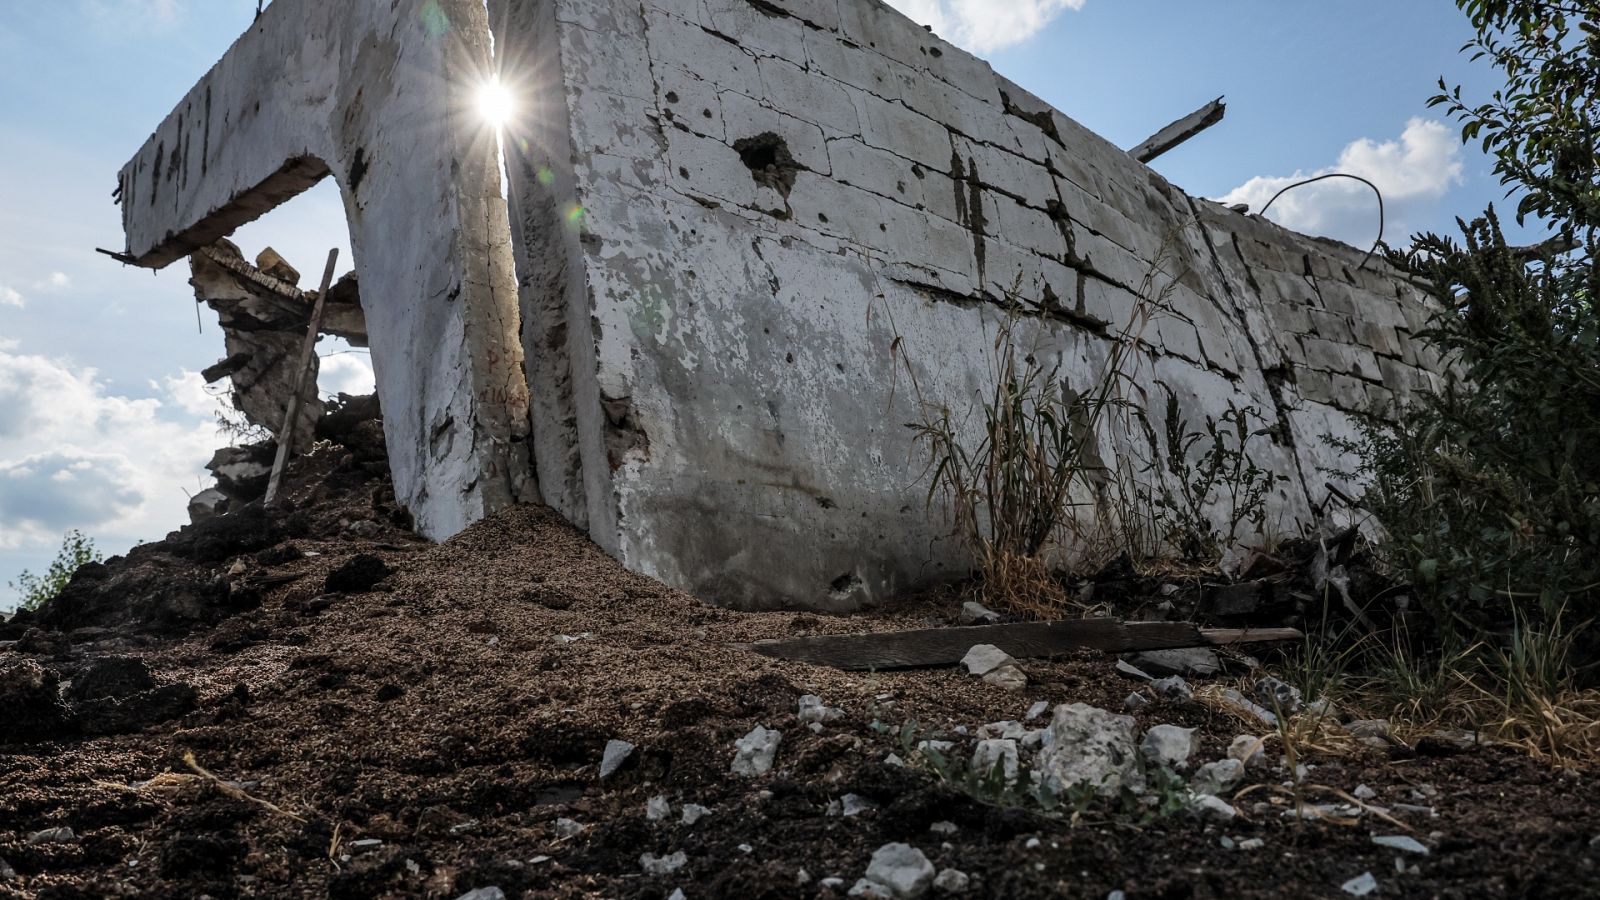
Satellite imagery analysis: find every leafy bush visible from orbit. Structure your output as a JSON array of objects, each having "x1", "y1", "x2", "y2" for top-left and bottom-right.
[{"x1": 8, "y1": 530, "x2": 102, "y2": 612}]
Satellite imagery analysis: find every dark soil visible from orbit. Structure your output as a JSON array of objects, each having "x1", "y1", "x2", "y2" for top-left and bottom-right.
[{"x1": 2, "y1": 419, "x2": 1597, "y2": 899}]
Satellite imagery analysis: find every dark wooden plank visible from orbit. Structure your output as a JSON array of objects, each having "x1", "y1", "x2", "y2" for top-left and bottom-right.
[{"x1": 748, "y1": 619, "x2": 1206, "y2": 671}]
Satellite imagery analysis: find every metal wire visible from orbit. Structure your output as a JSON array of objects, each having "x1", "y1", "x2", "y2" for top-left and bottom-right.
[{"x1": 1256, "y1": 173, "x2": 1385, "y2": 271}]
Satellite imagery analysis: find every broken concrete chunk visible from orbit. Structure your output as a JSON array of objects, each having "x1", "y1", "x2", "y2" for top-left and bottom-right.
[
  {"x1": 971, "y1": 738, "x2": 1020, "y2": 784},
  {"x1": 932, "y1": 868, "x2": 970, "y2": 893},
  {"x1": 982, "y1": 664, "x2": 1028, "y2": 692},
  {"x1": 1125, "y1": 648, "x2": 1220, "y2": 678},
  {"x1": 1152, "y1": 675, "x2": 1193, "y2": 699},
  {"x1": 681, "y1": 804, "x2": 711, "y2": 825},
  {"x1": 959, "y1": 601, "x2": 1002, "y2": 625},
  {"x1": 1036, "y1": 703, "x2": 1142, "y2": 796},
  {"x1": 1187, "y1": 793, "x2": 1237, "y2": 821},
  {"x1": 599, "y1": 739, "x2": 635, "y2": 779},
  {"x1": 187, "y1": 488, "x2": 231, "y2": 524},
  {"x1": 454, "y1": 888, "x2": 506, "y2": 900},
  {"x1": 1372, "y1": 834, "x2": 1429, "y2": 855},
  {"x1": 731, "y1": 726, "x2": 782, "y2": 776},
  {"x1": 797, "y1": 694, "x2": 844, "y2": 725},
  {"x1": 1191, "y1": 758, "x2": 1245, "y2": 796},
  {"x1": 961, "y1": 644, "x2": 1015, "y2": 676},
  {"x1": 640, "y1": 851, "x2": 688, "y2": 875},
  {"x1": 1341, "y1": 872, "x2": 1379, "y2": 896},
  {"x1": 1139, "y1": 724, "x2": 1197, "y2": 770},
  {"x1": 646, "y1": 795, "x2": 671, "y2": 821},
  {"x1": 864, "y1": 842, "x2": 936, "y2": 899},
  {"x1": 255, "y1": 246, "x2": 301, "y2": 285}
]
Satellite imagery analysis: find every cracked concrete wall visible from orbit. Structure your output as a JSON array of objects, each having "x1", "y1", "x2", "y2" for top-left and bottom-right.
[
  {"x1": 493, "y1": 0, "x2": 1445, "y2": 611},
  {"x1": 116, "y1": 0, "x2": 536, "y2": 539}
]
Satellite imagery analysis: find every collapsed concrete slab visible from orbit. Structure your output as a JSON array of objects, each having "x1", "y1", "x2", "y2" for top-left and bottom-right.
[
  {"x1": 118, "y1": 0, "x2": 1447, "y2": 611},
  {"x1": 115, "y1": 0, "x2": 536, "y2": 540}
]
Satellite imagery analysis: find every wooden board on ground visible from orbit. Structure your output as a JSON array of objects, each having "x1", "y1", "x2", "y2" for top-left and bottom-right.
[{"x1": 746, "y1": 619, "x2": 1301, "y2": 671}]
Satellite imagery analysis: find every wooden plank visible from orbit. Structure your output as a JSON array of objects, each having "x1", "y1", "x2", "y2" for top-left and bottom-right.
[
  {"x1": 1129, "y1": 97, "x2": 1226, "y2": 164},
  {"x1": 746, "y1": 619, "x2": 1302, "y2": 671},
  {"x1": 264, "y1": 248, "x2": 339, "y2": 507}
]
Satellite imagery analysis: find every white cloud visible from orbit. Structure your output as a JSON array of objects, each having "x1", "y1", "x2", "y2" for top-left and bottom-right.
[
  {"x1": 84, "y1": 0, "x2": 185, "y2": 33},
  {"x1": 0, "y1": 286, "x2": 21, "y2": 309},
  {"x1": 883, "y1": 0, "x2": 1085, "y2": 53},
  {"x1": 40, "y1": 272, "x2": 70, "y2": 291},
  {"x1": 319, "y1": 349, "x2": 377, "y2": 399},
  {"x1": 1216, "y1": 117, "x2": 1465, "y2": 248},
  {"x1": 0, "y1": 347, "x2": 220, "y2": 551}
]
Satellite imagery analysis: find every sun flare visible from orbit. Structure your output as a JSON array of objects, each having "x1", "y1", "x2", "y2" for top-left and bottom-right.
[{"x1": 476, "y1": 77, "x2": 515, "y2": 127}]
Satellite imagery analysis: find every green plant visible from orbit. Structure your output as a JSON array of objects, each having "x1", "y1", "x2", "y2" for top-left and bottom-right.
[
  {"x1": 8, "y1": 530, "x2": 102, "y2": 612},
  {"x1": 1140, "y1": 390, "x2": 1288, "y2": 565}
]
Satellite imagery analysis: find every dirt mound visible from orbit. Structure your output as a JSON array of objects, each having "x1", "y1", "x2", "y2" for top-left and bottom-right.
[{"x1": 1, "y1": 408, "x2": 1596, "y2": 898}]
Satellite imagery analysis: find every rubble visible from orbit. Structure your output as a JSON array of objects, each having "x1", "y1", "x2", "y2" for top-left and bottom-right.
[
  {"x1": 1124, "y1": 648, "x2": 1221, "y2": 678},
  {"x1": 864, "y1": 843, "x2": 936, "y2": 899},
  {"x1": 731, "y1": 726, "x2": 782, "y2": 776},
  {"x1": 1140, "y1": 724, "x2": 1197, "y2": 770},
  {"x1": 640, "y1": 852, "x2": 687, "y2": 875},
  {"x1": 1037, "y1": 704, "x2": 1143, "y2": 796}
]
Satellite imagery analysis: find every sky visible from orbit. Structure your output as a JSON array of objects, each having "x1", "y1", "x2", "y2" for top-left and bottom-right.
[{"x1": 0, "y1": 0, "x2": 1532, "y2": 610}]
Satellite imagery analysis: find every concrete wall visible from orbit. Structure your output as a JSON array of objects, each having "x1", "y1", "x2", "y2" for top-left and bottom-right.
[
  {"x1": 116, "y1": 0, "x2": 537, "y2": 539},
  {"x1": 120, "y1": 0, "x2": 1445, "y2": 612},
  {"x1": 492, "y1": 0, "x2": 1445, "y2": 610}
]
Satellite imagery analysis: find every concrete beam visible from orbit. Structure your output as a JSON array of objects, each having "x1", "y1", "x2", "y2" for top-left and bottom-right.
[
  {"x1": 1129, "y1": 97, "x2": 1227, "y2": 164},
  {"x1": 114, "y1": 0, "x2": 536, "y2": 539}
]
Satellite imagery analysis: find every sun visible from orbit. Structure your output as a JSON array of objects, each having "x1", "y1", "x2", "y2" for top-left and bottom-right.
[{"x1": 476, "y1": 77, "x2": 516, "y2": 127}]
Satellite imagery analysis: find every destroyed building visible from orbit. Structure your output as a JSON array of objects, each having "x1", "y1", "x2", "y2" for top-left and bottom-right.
[{"x1": 112, "y1": 0, "x2": 1445, "y2": 611}]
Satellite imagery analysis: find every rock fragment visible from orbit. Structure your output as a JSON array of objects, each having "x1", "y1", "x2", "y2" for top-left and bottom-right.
[
  {"x1": 960, "y1": 644, "x2": 1014, "y2": 676},
  {"x1": 959, "y1": 601, "x2": 1001, "y2": 625},
  {"x1": 1036, "y1": 703, "x2": 1142, "y2": 796},
  {"x1": 1216, "y1": 688, "x2": 1277, "y2": 727},
  {"x1": 27, "y1": 827, "x2": 77, "y2": 845},
  {"x1": 1191, "y1": 759, "x2": 1245, "y2": 796},
  {"x1": 1140, "y1": 724, "x2": 1197, "y2": 770},
  {"x1": 971, "y1": 739, "x2": 1020, "y2": 784},
  {"x1": 1341, "y1": 872, "x2": 1378, "y2": 896},
  {"x1": 1254, "y1": 676, "x2": 1302, "y2": 715},
  {"x1": 455, "y1": 888, "x2": 506, "y2": 900},
  {"x1": 681, "y1": 804, "x2": 711, "y2": 825},
  {"x1": 797, "y1": 694, "x2": 844, "y2": 725},
  {"x1": 1227, "y1": 735, "x2": 1267, "y2": 767},
  {"x1": 1152, "y1": 675, "x2": 1192, "y2": 699},
  {"x1": 932, "y1": 867, "x2": 970, "y2": 893},
  {"x1": 646, "y1": 796, "x2": 671, "y2": 821},
  {"x1": 1371, "y1": 834, "x2": 1429, "y2": 855},
  {"x1": 640, "y1": 851, "x2": 687, "y2": 875},
  {"x1": 731, "y1": 725, "x2": 782, "y2": 776},
  {"x1": 864, "y1": 842, "x2": 936, "y2": 899},
  {"x1": 599, "y1": 739, "x2": 635, "y2": 779},
  {"x1": 1125, "y1": 648, "x2": 1220, "y2": 678}
]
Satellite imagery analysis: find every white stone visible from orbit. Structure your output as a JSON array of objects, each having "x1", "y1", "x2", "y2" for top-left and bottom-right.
[
  {"x1": 961, "y1": 644, "x2": 1015, "y2": 676},
  {"x1": 1371, "y1": 835, "x2": 1429, "y2": 856},
  {"x1": 455, "y1": 889, "x2": 506, "y2": 900},
  {"x1": 1026, "y1": 701, "x2": 1049, "y2": 720},
  {"x1": 971, "y1": 739, "x2": 1020, "y2": 784},
  {"x1": 841, "y1": 794, "x2": 876, "y2": 817},
  {"x1": 600, "y1": 740, "x2": 635, "y2": 779},
  {"x1": 1139, "y1": 725, "x2": 1197, "y2": 770},
  {"x1": 681, "y1": 804, "x2": 711, "y2": 825},
  {"x1": 983, "y1": 664, "x2": 1028, "y2": 692},
  {"x1": 1036, "y1": 703, "x2": 1143, "y2": 796},
  {"x1": 1228, "y1": 735, "x2": 1267, "y2": 767},
  {"x1": 798, "y1": 694, "x2": 845, "y2": 725},
  {"x1": 641, "y1": 852, "x2": 688, "y2": 875},
  {"x1": 1188, "y1": 793, "x2": 1237, "y2": 821},
  {"x1": 554, "y1": 818, "x2": 585, "y2": 839},
  {"x1": 1191, "y1": 759, "x2": 1246, "y2": 796},
  {"x1": 864, "y1": 843, "x2": 936, "y2": 899},
  {"x1": 646, "y1": 795, "x2": 671, "y2": 821},
  {"x1": 731, "y1": 726, "x2": 783, "y2": 776},
  {"x1": 1341, "y1": 872, "x2": 1379, "y2": 896},
  {"x1": 932, "y1": 868, "x2": 970, "y2": 893}
]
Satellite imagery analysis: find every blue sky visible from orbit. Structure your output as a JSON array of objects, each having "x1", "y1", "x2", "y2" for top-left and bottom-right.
[{"x1": 0, "y1": 0, "x2": 1529, "y2": 608}]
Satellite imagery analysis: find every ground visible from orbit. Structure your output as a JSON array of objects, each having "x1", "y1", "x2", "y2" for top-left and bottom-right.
[{"x1": 1, "y1": 428, "x2": 1597, "y2": 900}]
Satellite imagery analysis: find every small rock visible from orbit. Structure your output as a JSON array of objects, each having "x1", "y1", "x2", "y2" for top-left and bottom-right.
[
  {"x1": 1219, "y1": 835, "x2": 1236, "y2": 850},
  {"x1": 865, "y1": 842, "x2": 936, "y2": 899},
  {"x1": 668, "y1": 890, "x2": 686, "y2": 900},
  {"x1": 681, "y1": 804, "x2": 711, "y2": 825},
  {"x1": 1125, "y1": 648, "x2": 1220, "y2": 678},
  {"x1": 1123, "y1": 691, "x2": 1149, "y2": 711},
  {"x1": 959, "y1": 601, "x2": 1001, "y2": 625},
  {"x1": 554, "y1": 818, "x2": 585, "y2": 839},
  {"x1": 646, "y1": 795, "x2": 671, "y2": 821},
  {"x1": 1372, "y1": 835, "x2": 1429, "y2": 856},
  {"x1": 797, "y1": 694, "x2": 844, "y2": 725},
  {"x1": 850, "y1": 879, "x2": 894, "y2": 899},
  {"x1": 929, "y1": 821, "x2": 958, "y2": 835},
  {"x1": 1026, "y1": 700, "x2": 1049, "y2": 720},
  {"x1": 1115, "y1": 659, "x2": 1153, "y2": 681},
  {"x1": 731, "y1": 725, "x2": 782, "y2": 776},
  {"x1": 1036, "y1": 703, "x2": 1143, "y2": 796},
  {"x1": 0, "y1": 857, "x2": 14, "y2": 881},
  {"x1": 27, "y1": 826, "x2": 76, "y2": 845},
  {"x1": 1152, "y1": 675, "x2": 1192, "y2": 699},
  {"x1": 455, "y1": 888, "x2": 507, "y2": 900},
  {"x1": 1189, "y1": 794, "x2": 1237, "y2": 821},
  {"x1": 884, "y1": 753, "x2": 906, "y2": 767},
  {"x1": 822, "y1": 878, "x2": 847, "y2": 889},
  {"x1": 1303, "y1": 698, "x2": 1337, "y2": 719},
  {"x1": 1254, "y1": 677, "x2": 1302, "y2": 715},
  {"x1": 1353, "y1": 784, "x2": 1377, "y2": 801},
  {"x1": 982, "y1": 664, "x2": 1028, "y2": 692},
  {"x1": 1024, "y1": 837, "x2": 1041, "y2": 849},
  {"x1": 350, "y1": 838, "x2": 384, "y2": 852},
  {"x1": 841, "y1": 794, "x2": 876, "y2": 817},
  {"x1": 1228, "y1": 735, "x2": 1266, "y2": 767},
  {"x1": 1217, "y1": 688, "x2": 1277, "y2": 727},
  {"x1": 1345, "y1": 719, "x2": 1392, "y2": 741},
  {"x1": 971, "y1": 739, "x2": 1019, "y2": 784},
  {"x1": 1140, "y1": 724, "x2": 1197, "y2": 770},
  {"x1": 1238, "y1": 838, "x2": 1264, "y2": 850},
  {"x1": 600, "y1": 739, "x2": 635, "y2": 779},
  {"x1": 932, "y1": 868, "x2": 970, "y2": 893},
  {"x1": 640, "y1": 851, "x2": 688, "y2": 875},
  {"x1": 1341, "y1": 872, "x2": 1379, "y2": 896},
  {"x1": 977, "y1": 720, "x2": 1024, "y2": 739},
  {"x1": 797, "y1": 868, "x2": 812, "y2": 885},
  {"x1": 961, "y1": 644, "x2": 1015, "y2": 676},
  {"x1": 1191, "y1": 759, "x2": 1245, "y2": 796}
]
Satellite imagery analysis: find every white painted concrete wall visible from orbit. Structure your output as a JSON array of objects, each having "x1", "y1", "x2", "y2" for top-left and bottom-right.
[
  {"x1": 494, "y1": 0, "x2": 1445, "y2": 610},
  {"x1": 116, "y1": 0, "x2": 537, "y2": 539}
]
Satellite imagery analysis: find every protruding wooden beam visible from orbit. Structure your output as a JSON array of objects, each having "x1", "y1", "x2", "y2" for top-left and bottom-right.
[
  {"x1": 744, "y1": 618, "x2": 1301, "y2": 671},
  {"x1": 1130, "y1": 97, "x2": 1227, "y2": 164}
]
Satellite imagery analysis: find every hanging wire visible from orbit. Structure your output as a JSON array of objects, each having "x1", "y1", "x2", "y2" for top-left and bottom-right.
[{"x1": 1256, "y1": 173, "x2": 1386, "y2": 271}]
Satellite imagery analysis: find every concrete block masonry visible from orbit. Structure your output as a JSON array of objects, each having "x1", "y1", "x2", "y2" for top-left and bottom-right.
[{"x1": 116, "y1": 0, "x2": 1446, "y2": 611}]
